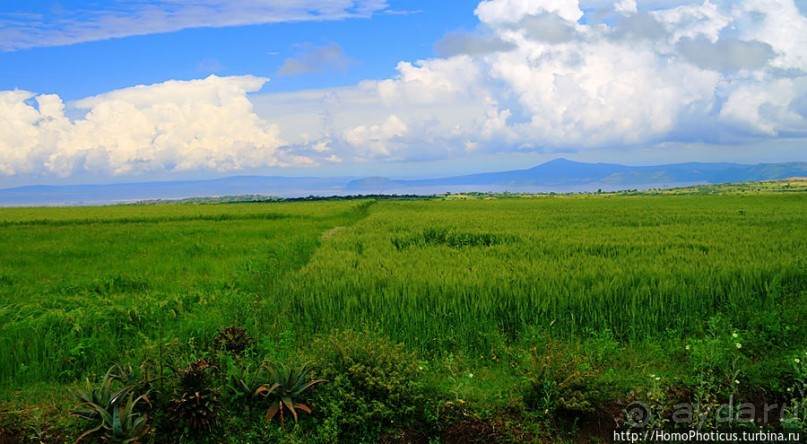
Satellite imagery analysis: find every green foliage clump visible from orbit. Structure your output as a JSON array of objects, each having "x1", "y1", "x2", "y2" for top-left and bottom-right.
[
  {"x1": 214, "y1": 325, "x2": 255, "y2": 356},
  {"x1": 225, "y1": 362, "x2": 268, "y2": 411},
  {"x1": 72, "y1": 366, "x2": 152, "y2": 443},
  {"x1": 258, "y1": 362, "x2": 326, "y2": 430},
  {"x1": 167, "y1": 359, "x2": 221, "y2": 438},
  {"x1": 686, "y1": 317, "x2": 745, "y2": 407},
  {"x1": 522, "y1": 341, "x2": 603, "y2": 418},
  {"x1": 781, "y1": 352, "x2": 807, "y2": 433},
  {"x1": 391, "y1": 227, "x2": 516, "y2": 250},
  {"x1": 306, "y1": 329, "x2": 428, "y2": 443}
]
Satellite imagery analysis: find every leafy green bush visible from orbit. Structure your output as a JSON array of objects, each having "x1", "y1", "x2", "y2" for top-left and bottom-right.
[
  {"x1": 306, "y1": 329, "x2": 428, "y2": 442},
  {"x1": 681, "y1": 316, "x2": 750, "y2": 430},
  {"x1": 781, "y1": 352, "x2": 806, "y2": 433},
  {"x1": 522, "y1": 341, "x2": 603, "y2": 417}
]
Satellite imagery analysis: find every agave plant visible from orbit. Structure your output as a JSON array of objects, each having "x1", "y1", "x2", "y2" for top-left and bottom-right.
[
  {"x1": 227, "y1": 363, "x2": 268, "y2": 410},
  {"x1": 168, "y1": 359, "x2": 221, "y2": 434},
  {"x1": 72, "y1": 366, "x2": 151, "y2": 443},
  {"x1": 257, "y1": 362, "x2": 326, "y2": 431},
  {"x1": 214, "y1": 325, "x2": 255, "y2": 355}
]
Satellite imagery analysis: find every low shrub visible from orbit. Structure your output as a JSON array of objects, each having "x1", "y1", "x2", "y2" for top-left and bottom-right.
[
  {"x1": 522, "y1": 341, "x2": 603, "y2": 418},
  {"x1": 306, "y1": 329, "x2": 429, "y2": 443},
  {"x1": 214, "y1": 325, "x2": 255, "y2": 356}
]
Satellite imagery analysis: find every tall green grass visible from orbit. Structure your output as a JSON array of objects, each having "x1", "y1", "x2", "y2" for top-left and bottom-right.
[
  {"x1": 276, "y1": 195, "x2": 806, "y2": 353},
  {"x1": 0, "y1": 200, "x2": 373, "y2": 386},
  {"x1": 0, "y1": 194, "x2": 804, "y2": 390}
]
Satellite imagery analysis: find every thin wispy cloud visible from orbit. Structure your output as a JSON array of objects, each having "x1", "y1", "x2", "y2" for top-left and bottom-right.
[
  {"x1": 433, "y1": 31, "x2": 516, "y2": 57},
  {"x1": 278, "y1": 43, "x2": 353, "y2": 76},
  {"x1": 196, "y1": 58, "x2": 227, "y2": 75},
  {"x1": 0, "y1": 0, "x2": 389, "y2": 51}
]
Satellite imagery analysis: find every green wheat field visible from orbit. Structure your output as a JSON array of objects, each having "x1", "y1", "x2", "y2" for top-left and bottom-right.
[{"x1": 0, "y1": 185, "x2": 805, "y2": 442}]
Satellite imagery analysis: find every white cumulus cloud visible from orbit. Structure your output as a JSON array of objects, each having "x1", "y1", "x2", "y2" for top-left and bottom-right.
[
  {"x1": 736, "y1": 0, "x2": 807, "y2": 70},
  {"x1": 255, "y1": 0, "x2": 807, "y2": 161},
  {"x1": 651, "y1": 1, "x2": 731, "y2": 43},
  {"x1": 343, "y1": 115, "x2": 409, "y2": 157},
  {"x1": 475, "y1": 0, "x2": 584, "y2": 25},
  {"x1": 486, "y1": 39, "x2": 720, "y2": 147},
  {"x1": 376, "y1": 56, "x2": 485, "y2": 105},
  {"x1": 3, "y1": 0, "x2": 807, "y2": 181},
  {"x1": 0, "y1": 76, "x2": 309, "y2": 177},
  {"x1": 615, "y1": 0, "x2": 638, "y2": 15},
  {"x1": 720, "y1": 77, "x2": 807, "y2": 136}
]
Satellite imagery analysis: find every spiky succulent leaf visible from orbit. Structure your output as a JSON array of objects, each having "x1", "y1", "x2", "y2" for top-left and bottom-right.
[
  {"x1": 294, "y1": 403, "x2": 312, "y2": 415},
  {"x1": 256, "y1": 382, "x2": 280, "y2": 398},
  {"x1": 71, "y1": 410, "x2": 100, "y2": 421},
  {"x1": 74, "y1": 389, "x2": 93, "y2": 403},
  {"x1": 265, "y1": 403, "x2": 280, "y2": 422},
  {"x1": 293, "y1": 365, "x2": 309, "y2": 389},
  {"x1": 281, "y1": 396, "x2": 298, "y2": 423},
  {"x1": 112, "y1": 404, "x2": 123, "y2": 437},
  {"x1": 75, "y1": 423, "x2": 104, "y2": 443},
  {"x1": 292, "y1": 379, "x2": 327, "y2": 397}
]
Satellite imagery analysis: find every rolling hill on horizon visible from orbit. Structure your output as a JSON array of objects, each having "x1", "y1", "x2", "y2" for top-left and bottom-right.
[
  {"x1": 345, "y1": 158, "x2": 807, "y2": 190},
  {"x1": 1, "y1": 158, "x2": 805, "y2": 206}
]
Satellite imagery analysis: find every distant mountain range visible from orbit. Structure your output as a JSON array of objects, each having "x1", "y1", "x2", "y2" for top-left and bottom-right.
[{"x1": 1, "y1": 158, "x2": 805, "y2": 206}]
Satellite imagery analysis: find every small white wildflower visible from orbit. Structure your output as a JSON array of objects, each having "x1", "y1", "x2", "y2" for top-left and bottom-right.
[
  {"x1": 650, "y1": 374, "x2": 656, "y2": 378},
  {"x1": 734, "y1": 380, "x2": 740, "y2": 385},
  {"x1": 796, "y1": 358, "x2": 801, "y2": 364},
  {"x1": 655, "y1": 377, "x2": 661, "y2": 381},
  {"x1": 735, "y1": 343, "x2": 742, "y2": 349},
  {"x1": 732, "y1": 332, "x2": 738, "y2": 338},
  {"x1": 685, "y1": 345, "x2": 690, "y2": 351},
  {"x1": 418, "y1": 366, "x2": 424, "y2": 371},
  {"x1": 468, "y1": 373, "x2": 474, "y2": 378}
]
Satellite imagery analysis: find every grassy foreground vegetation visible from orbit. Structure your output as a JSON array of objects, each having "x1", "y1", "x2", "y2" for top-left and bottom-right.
[{"x1": 0, "y1": 188, "x2": 805, "y2": 442}]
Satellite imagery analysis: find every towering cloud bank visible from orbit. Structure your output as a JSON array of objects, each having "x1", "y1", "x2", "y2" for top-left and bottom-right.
[
  {"x1": 2, "y1": 0, "x2": 806, "y2": 179},
  {"x1": 0, "y1": 76, "x2": 300, "y2": 177},
  {"x1": 319, "y1": 0, "x2": 806, "y2": 159}
]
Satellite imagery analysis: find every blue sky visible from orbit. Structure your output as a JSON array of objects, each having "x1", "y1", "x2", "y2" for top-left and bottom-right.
[
  {"x1": 1, "y1": 0, "x2": 806, "y2": 187},
  {"x1": 0, "y1": 1, "x2": 480, "y2": 100}
]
